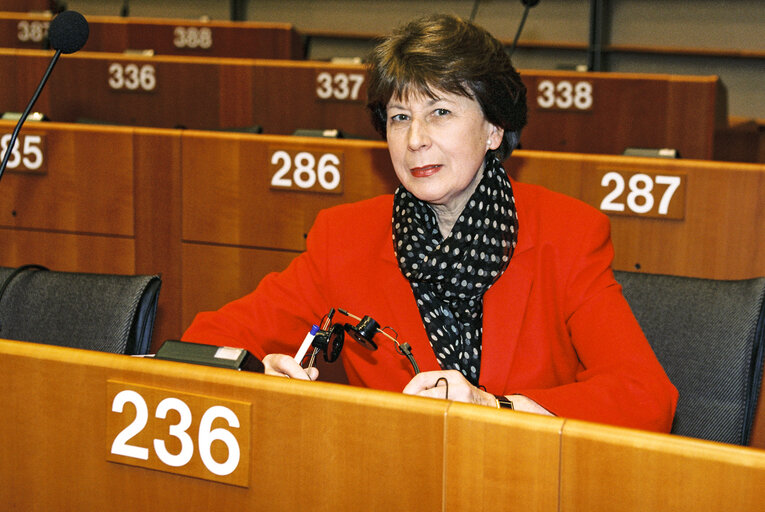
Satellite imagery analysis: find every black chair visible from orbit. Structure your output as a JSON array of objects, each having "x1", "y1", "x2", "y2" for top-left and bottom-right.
[
  {"x1": 0, "y1": 265, "x2": 161, "y2": 355},
  {"x1": 615, "y1": 270, "x2": 765, "y2": 445}
]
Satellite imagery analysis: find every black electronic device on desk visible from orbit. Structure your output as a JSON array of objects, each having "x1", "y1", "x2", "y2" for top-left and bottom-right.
[{"x1": 155, "y1": 340, "x2": 264, "y2": 373}]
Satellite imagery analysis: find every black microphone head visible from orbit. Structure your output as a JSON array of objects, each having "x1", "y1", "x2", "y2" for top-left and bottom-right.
[
  {"x1": 521, "y1": 0, "x2": 541, "y2": 6},
  {"x1": 48, "y1": 10, "x2": 89, "y2": 54}
]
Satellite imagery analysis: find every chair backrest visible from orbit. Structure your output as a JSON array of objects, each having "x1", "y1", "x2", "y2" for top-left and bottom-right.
[
  {"x1": 615, "y1": 270, "x2": 765, "y2": 445},
  {"x1": 0, "y1": 266, "x2": 161, "y2": 355}
]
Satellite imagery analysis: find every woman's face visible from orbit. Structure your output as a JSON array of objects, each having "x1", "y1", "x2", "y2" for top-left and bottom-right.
[{"x1": 386, "y1": 88, "x2": 503, "y2": 211}]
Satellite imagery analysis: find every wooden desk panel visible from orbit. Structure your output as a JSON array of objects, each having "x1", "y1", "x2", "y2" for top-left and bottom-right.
[
  {"x1": 45, "y1": 52, "x2": 253, "y2": 130},
  {"x1": 509, "y1": 150, "x2": 765, "y2": 280},
  {"x1": 3, "y1": 339, "x2": 765, "y2": 510},
  {"x1": 0, "y1": 228, "x2": 135, "y2": 273},
  {"x1": 0, "y1": 51, "x2": 19, "y2": 108},
  {"x1": 560, "y1": 419, "x2": 765, "y2": 511},
  {"x1": 0, "y1": 13, "x2": 303, "y2": 60},
  {"x1": 181, "y1": 132, "x2": 396, "y2": 251},
  {"x1": 444, "y1": 403, "x2": 563, "y2": 512},
  {"x1": 1, "y1": 49, "x2": 724, "y2": 159},
  {"x1": 120, "y1": 17, "x2": 303, "y2": 60},
  {"x1": 520, "y1": 70, "x2": 723, "y2": 159},
  {"x1": 132, "y1": 128, "x2": 184, "y2": 349},
  {"x1": 0, "y1": 0, "x2": 48, "y2": 12},
  {"x1": 0, "y1": 120, "x2": 134, "y2": 235},
  {"x1": 0, "y1": 339, "x2": 447, "y2": 510},
  {"x1": 249, "y1": 61, "x2": 377, "y2": 138},
  {"x1": 180, "y1": 243, "x2": 299, "y2": 329}
]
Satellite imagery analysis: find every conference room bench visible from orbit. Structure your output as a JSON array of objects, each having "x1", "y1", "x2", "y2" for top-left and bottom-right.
[
  {"x1": 0, "y1": 48, "x2": 725, "y2": 159},
  {"x1": 2, "y1": 121, "x2": 763, "y2": 442},
  {"x1": 2, "y1": 337, "x2": 764, "y2": 511},
  {"x1": 0, "y1": 11, "x2": 304, "y2": 59}
]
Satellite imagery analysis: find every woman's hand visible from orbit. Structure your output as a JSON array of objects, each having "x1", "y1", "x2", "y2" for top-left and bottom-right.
[
  {"x1": 262, "y1": 353, "x2": 319, "y2": 381},
  {"x1": 402, "y1": 370, "x2": 495, "y2": 407},
  {"x1": 402, "y1": 370, "x2": 554, "y2": 415}
]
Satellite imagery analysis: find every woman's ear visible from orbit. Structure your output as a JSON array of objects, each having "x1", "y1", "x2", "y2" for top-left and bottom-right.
[{"x1": 487, "y1": 124, "x2": 504, "y2": 150}]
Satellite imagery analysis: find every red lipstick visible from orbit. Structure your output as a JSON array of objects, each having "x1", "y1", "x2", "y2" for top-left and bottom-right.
[{"x1": 410, "y1": 164, "x2": 442, "y2": 177}]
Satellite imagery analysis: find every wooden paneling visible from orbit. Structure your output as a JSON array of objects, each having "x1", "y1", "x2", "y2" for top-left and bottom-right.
[
  {"x1": 0, "y1": 49, "x2": 725, "y2": 159},
  {"x1": 0, "y1": 121, "x2": 134, "y2": 235},
  {"x1": 133, "y1": 128, "x2": 183, "y2": 349},
  {"x1": 509, "y1": 150, "x2": 765, "y2": 280},
  {"x1": 0, "y1": 0, "x2": 48, "y2": 12},
  {"x1": 521, "y1": 70, "x2": 724, "y2": 159},
  {"x1": 3, "y1": 339, "x2": 765, "y2": 511},
  {"x1": 0, "y1": 228, "x2": 134, "y2": 273},
  {"x1": 0, "y1": 339, "x2": 447, "y2": 510},
  {"x1": 181, "y1": 132, "x2": 397, "y2": 250},
  {"x1": 444, "y1": 403, "x2": 564, "y2": 512},
  {"x1": 0, "y1": 12, "x2": 303, "y2": 59},
  {"x1": 560, "y1": 419, "x2": 765, "y2": 511},
  {"x1": 180, "y1": 243, "x2": 299, "y2": 329}
]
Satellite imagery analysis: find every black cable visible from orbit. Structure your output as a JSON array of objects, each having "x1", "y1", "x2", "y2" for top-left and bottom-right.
[
  {"x1": 397, "y1": 342, "x2": 420, "y2": 375},
  {"x1": 435, "y1": 376, "x2": 449, "y2": 400},
  {"x1": 0, "y1": 51, "x2": 61, "y2": 182}
]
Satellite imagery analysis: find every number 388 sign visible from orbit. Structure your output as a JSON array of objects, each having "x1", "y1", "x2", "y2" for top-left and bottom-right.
[{"x1": 106, "y1": 381, "x2": 251, "y2": 487}]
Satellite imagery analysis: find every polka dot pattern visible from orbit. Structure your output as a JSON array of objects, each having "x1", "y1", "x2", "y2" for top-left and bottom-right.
[{"x1": 392, "y1": 156, "x2": 518, "y2": 385}]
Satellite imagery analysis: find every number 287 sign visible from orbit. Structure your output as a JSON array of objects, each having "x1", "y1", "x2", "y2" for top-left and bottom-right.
[{"x1": 583, "y1": 169, "x2": 686, "y2": 219}]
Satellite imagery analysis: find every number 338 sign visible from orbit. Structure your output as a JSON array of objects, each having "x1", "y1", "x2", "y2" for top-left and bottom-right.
[{"x1": 106, "y1": 381, "x2": 251, "y2": 487}]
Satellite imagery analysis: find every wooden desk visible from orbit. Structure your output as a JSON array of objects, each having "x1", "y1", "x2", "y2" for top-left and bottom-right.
[
  {"x1": 0, "y1": 49, "x2": 372, "y2": 135},
  {"x1": 0, "y1": 49, "x2": 725, "y2": 159},
  {"x1": 1, "y1": 338, "x2": 763, "y2": 511},
  {"x1": 0, "y1": 12, "x2": 303, "y2": 59},
  {"x1": 0, "y1": 120, "x2": 182, "y2": 346},
  {"x1": 509, "y1": 150, "x2": 765, "y2": 280}
]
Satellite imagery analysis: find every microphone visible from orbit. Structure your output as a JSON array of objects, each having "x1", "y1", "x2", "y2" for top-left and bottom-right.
[
  {"x1": 509, "y1": 0, "x2": 540, "y2": 57},
  {"x1": 0, "y1": 10, "x2": 89, "y2": 182}
]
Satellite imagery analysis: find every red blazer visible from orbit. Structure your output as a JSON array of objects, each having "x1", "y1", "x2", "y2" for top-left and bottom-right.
[{"x1": 183, "y1": 179, "x2": 678, "y2": 432}]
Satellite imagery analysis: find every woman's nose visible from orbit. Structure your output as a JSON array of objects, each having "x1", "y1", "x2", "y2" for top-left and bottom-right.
[{"x1": 407, "y1": 118, "x2": 430, "y2": 151}]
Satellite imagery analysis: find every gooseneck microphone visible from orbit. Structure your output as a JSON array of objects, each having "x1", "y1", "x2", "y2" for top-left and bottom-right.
[
  {"x1": 509, "y1": 0, "x2": 540, "y2": 57},
  {"x1": 0, "y1": 10, "x2": 89, "y2": 182}
]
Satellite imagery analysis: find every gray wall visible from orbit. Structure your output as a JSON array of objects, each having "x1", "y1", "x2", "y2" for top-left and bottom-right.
[{"x1": 64, "y1": 0, "x2": 765, "y2": 118}]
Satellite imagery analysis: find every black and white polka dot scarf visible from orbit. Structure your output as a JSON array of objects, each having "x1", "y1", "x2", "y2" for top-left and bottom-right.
[{"x1": 392, "y1": 155, "x2": 518, "y2": 385}]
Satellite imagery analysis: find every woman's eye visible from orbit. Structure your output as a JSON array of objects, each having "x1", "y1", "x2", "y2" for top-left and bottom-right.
[
  {"x1": 390, "y1": 113, "x2": 409, "y2": 122},
  {"x1": 434, "y1": 108, "x2": 451, "y2": 116}
]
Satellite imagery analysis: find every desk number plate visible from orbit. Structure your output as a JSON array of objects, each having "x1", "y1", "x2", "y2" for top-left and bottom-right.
[{"x1": 106, "y1": 381, "x2": 251, "y2": 487}]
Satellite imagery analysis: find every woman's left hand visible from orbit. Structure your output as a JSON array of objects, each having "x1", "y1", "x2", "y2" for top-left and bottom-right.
[{"x1": 402, "y1": 370, "x2": 495, "y2": 407}]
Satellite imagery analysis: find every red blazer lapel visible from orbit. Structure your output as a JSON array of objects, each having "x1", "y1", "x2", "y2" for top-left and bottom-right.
[{"x1": 479, "y1": 179, "x2": 538, "y2": 392}]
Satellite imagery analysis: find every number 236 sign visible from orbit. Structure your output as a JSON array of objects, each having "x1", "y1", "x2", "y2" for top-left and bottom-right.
[{"x1": 106, "y1": 381, "x2": 251, "y2": 487}]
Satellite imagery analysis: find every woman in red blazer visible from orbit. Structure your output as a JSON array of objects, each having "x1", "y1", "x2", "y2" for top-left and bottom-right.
[{"x1": 183, "y1": 14, "x2": 677, "y2": 432}]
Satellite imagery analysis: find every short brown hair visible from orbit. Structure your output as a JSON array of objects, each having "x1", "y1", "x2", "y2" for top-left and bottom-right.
[{"x1": 366, "y1": 14, "x2": 527, "y2": 161}]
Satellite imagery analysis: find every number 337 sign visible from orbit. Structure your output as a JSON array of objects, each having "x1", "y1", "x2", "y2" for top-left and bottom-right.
[{"x1": 106, "y1": 381, "x2": 251, "y2": 487}]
